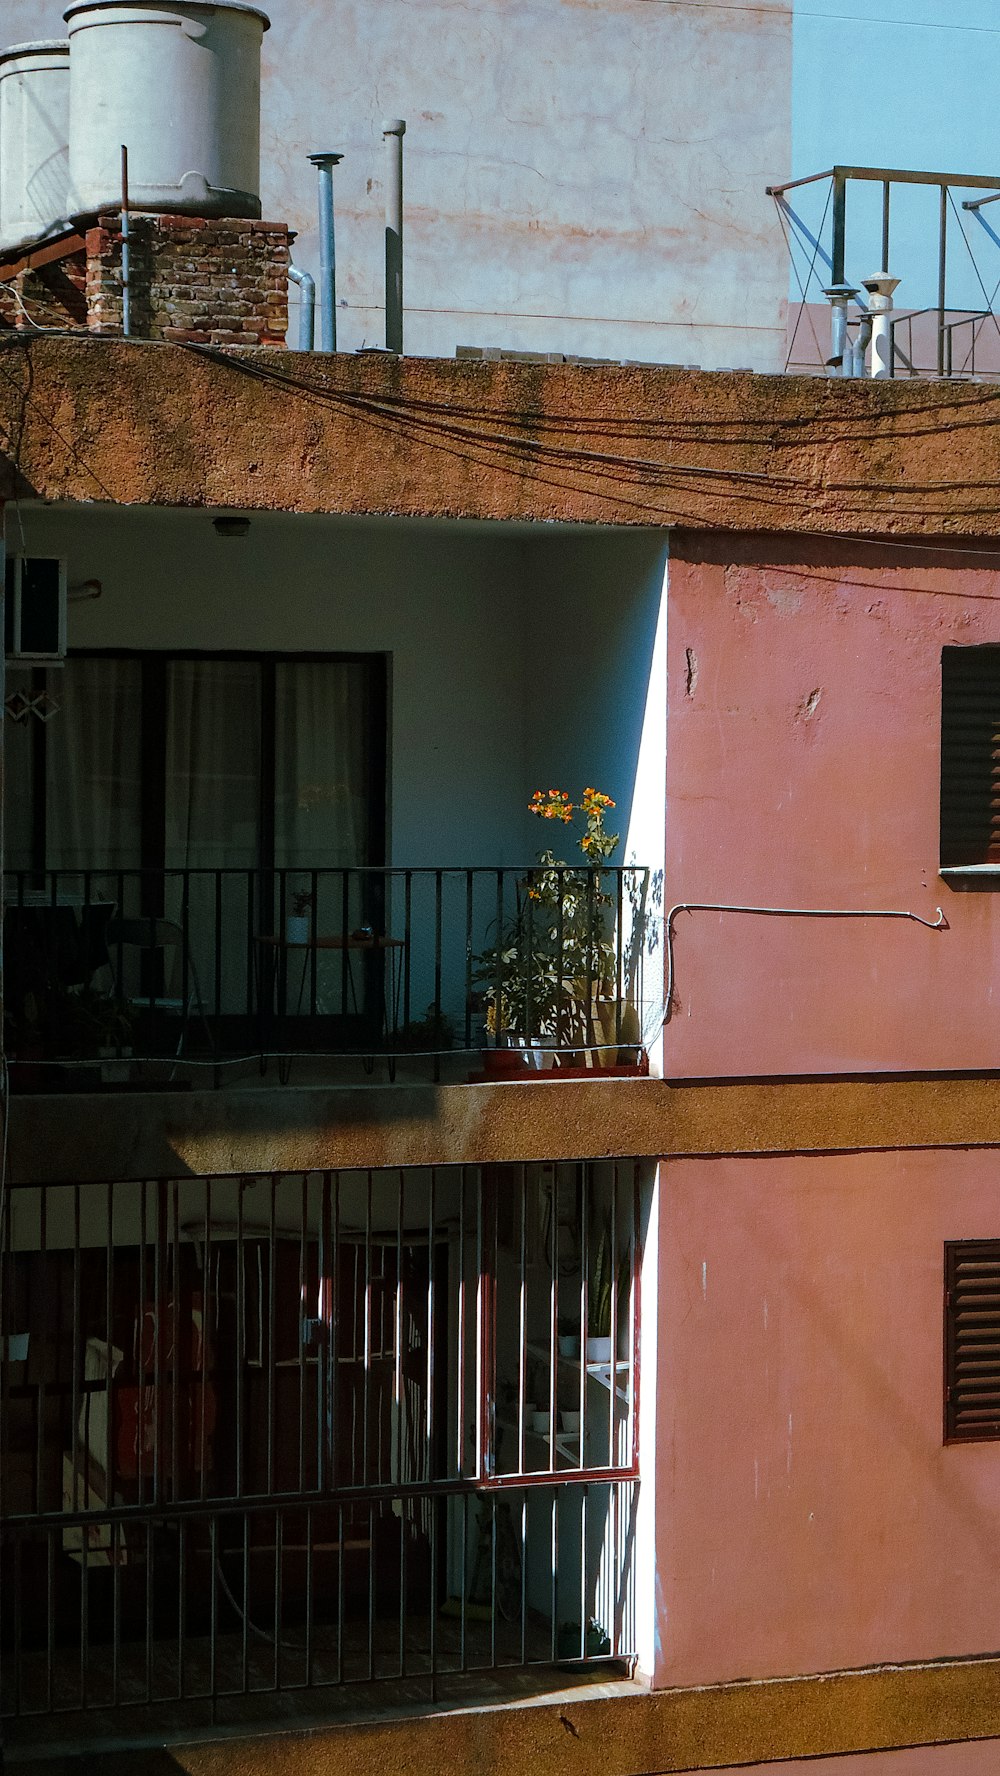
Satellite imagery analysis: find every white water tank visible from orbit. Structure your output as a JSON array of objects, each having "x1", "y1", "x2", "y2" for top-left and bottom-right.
[
  {"x1": 63, "y1": 1, "x2": 269, "y2": 220},
  {"x1": 0, "y1": 41, "x2": 70, "y2": 251}
]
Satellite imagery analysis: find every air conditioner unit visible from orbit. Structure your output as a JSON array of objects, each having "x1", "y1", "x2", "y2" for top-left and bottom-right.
[{"x1": 4, "y1": 555, "x2": 67, "y2": 661}]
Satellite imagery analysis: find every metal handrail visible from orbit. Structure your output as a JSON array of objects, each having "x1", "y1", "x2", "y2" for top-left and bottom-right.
[
  {"x1": 768, "y1": 164, "x2": 1000, "y2": 376},
  {"x1": 3, "y1": 862, "x2": 650, "y2": 1082}
]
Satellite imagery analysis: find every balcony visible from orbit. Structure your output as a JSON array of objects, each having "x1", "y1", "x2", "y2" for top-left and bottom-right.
[
  {"x1": 0, "y1": 1160, "x2": 645, "y2": 1752},
  {"x1": 4, "y1": 863, "x2": 653, "y2": 1092}
]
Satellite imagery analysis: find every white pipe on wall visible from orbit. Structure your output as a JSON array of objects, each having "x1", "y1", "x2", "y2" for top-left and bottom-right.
[{"x1": 862, "y1": 272, "x2": 900, "y2": 379}]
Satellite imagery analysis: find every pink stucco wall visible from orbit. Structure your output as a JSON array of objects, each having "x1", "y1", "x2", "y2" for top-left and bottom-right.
[
  {"x1": 655, "y1": 1148, "x2": 1000, "y2": 1689},
  {"x1": 665, "y1": 537, "x2": 1000, "y2": 1078}
]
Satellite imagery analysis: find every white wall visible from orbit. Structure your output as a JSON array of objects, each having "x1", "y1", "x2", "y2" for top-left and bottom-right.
[
  {"x1": 522, "y1": 530, "x2": 669, "y2": 1055},
  {"x1": 13, "y1": 503, "x2": 666, "y2": 871},
  {"x1": 15, "y1": 504, "x2": 529, "y2": 865},
  {"x1": 4, "y1": 0, "x2": 791, "y2": 369}
]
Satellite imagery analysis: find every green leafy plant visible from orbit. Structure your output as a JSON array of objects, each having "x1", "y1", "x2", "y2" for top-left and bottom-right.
[
  {"x1": 476, "y1": 788, "x2": 620, "y2": 1046},
  {"x1": 588, "y1": 1224, "x2": 632, "y2": 1339}
]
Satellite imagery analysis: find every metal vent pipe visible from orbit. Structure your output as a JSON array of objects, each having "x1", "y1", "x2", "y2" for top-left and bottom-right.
[
  {"x1": 288, "y1": 263, "x2": 315, "y2": 351},
  {"x1": 848, "y1": 309, "x2": 872, "y2": 378},
  {"x1": 383, "y1": 118, "x2": 405, "y2": 353},
  {"x1": 823, "y1": 282, "x2": 858, "y2": 376},
  {"x1": 309, "y1": 151, "x2": 343, "y2": 352}
]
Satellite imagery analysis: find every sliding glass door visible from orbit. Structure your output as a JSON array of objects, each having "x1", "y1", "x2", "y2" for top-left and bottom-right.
[{"x1": 9, "y1": 650, "x2": 387, "y2": 1040}]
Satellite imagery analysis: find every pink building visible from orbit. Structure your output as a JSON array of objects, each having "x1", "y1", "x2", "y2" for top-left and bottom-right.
[
  {"x1": 659, "y1": 528, "x2": 1000, "y2": 1701},
  {"x1": 5, "y1": 348, "x2": 1000, "y2": 1771}
]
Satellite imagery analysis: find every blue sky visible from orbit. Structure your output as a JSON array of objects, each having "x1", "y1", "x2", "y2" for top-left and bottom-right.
[{"x1": 791, "y1": 0, "x2": 1000, "y2": 311}]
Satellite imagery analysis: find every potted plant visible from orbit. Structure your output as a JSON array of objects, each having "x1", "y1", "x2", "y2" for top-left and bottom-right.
[
  {"x1": 586, "y1": 1225, "x2": 631, "y2": 1363},
  {"x1": 286, "y1": 888, "x2": 311, "y2": 945},
  {"x1": 476, "y1": 787, "x2": 622, "y2": 1063},
  {"x1": 8, "y1": 980, "x2": 135, "y2": 1087},
  {"x1": 395, "y1": 1002, "x2": 455, "y2": 1052},
  {"x1": 586, "y1": 1225, "x2": 614, "y2": 1363}
]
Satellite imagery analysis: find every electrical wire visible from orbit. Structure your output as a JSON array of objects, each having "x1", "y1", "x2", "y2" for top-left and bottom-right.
[
  {"x1": 10, "y1": 328, "x2": 1000, "y2": 563},
  {"x1": 6, "y1": 1041, "x2": 646, "y2": 1074},
  {"x1": 796, "y1": 8, "x2": 1000, "y2": 32},
  {"x1": 664, "y1": 900, "x2": 947, "y2": 1024},
  {"x1": 635, "y1": 0, "x2": 1000, "y2": 26},
  {"x1": 184, "y1": 342, "x2": 1000, "y2": 550},
  {"x1": 179, "y1": 340, "x2": 1000, "y2": 516},
  {"x1": 3, "y1": 286, "x2": 45, "y2": 331}
]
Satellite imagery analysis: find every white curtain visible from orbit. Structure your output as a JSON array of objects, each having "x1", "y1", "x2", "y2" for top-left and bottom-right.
[
  {"x1": 274, "y1": 661, "x2": 371, "y2": 1016},
  {"x1": 45, "y1": 657, "x2": 143, "y2": 876},
  {"x1": 165, "y1": 660, "x2": 261, "y2": 1015},
  {"x1": 164, "y1": 659, "x2": 370, "y2": 1018},
  {"x1": 166, "y1": 660, "x2": 261, "y2": 872},
  {"x1": 274, "y1": 661, "x2": 368, "y2": 870}
]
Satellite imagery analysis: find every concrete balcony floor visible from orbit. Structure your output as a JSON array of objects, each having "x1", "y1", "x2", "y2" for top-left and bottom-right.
[{"x1": 5, "y1": 1639, "x2": 640, "y2": 1765}]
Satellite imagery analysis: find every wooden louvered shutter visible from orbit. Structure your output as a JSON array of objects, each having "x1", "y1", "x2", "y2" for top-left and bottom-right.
[
  {"x1": 941, "y1": 646, "x2": 1000, "y2": 866},
  {"x1": 945, "y1": 1240, "x2": 1000, "y2": 1442}
]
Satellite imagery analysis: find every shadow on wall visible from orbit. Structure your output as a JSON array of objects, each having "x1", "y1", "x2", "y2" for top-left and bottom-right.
[
  {"x1": 520, "y1": 531, "x2": 669, "y2": 858},
  {"x1": 519, "y1": 530, "x2": 670, "y2": 1056}
]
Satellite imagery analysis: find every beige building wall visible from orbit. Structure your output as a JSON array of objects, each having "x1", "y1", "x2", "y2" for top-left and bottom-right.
[{"x1": 3, "y1": 0, "x2": 791, "y2": 367}]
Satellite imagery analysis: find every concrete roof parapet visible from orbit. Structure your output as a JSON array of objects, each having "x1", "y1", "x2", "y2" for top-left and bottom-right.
[{"x1": 1, "y1": 336, "x2": 999, "y2": 537}]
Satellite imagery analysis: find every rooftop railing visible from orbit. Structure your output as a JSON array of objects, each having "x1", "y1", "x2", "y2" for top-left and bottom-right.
[{"x1": 767, "y1": 164, "x2": 1000, "y2": 378}]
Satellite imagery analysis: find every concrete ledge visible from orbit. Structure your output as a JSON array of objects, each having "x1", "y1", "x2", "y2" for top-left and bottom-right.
[
  {"x1": 663, "y1": 1070, "x2": 1000, "y2": 1158},
  {"x1": 7, "y1": 1078, "x2": 672, "y2": 1183},
  {"x1": 12, "y1": 1656, "x2": 1000, "y2": 1773},
  {"x1": 5, "y1": 338, "x2": 1000, "y2": 539},
  {"x1": 12, "y1": 1071, "x2": 1000, "y2": 1183}
]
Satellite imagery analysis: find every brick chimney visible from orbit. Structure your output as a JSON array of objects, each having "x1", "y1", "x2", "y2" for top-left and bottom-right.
[{"x1": 0, "y1": 210, "x2": 292, "y2": 346}]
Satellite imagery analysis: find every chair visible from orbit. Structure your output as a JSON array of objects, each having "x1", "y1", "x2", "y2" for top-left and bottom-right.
[{"x1": 105, "y1": 916, "x2": 215, "y2": 1061}]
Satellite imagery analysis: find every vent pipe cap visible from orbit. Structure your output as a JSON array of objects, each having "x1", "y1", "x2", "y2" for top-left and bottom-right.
[{"x1": 862, "y1": 272, "x2": 900, "y2": 301}]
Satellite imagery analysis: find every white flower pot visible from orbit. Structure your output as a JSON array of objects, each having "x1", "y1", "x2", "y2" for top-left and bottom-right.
[
  {"x1": 504, "y1": 1034, "x2": 555, "y2": 1070},
  {"x1": 586, "y1": 1335, "x2": 613, "y2": 1364},
  {"x1": 98, "y1": 1044, "x2": 132, "y2": 1083}
]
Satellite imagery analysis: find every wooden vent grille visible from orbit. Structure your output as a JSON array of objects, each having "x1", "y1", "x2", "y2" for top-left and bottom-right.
[
  {"x1": 945, "y1": 1240, "x2": 1000, "y2": 1442},
  {"x1": 941, "y1": 646, "x2": 1000, "y2": 866}
]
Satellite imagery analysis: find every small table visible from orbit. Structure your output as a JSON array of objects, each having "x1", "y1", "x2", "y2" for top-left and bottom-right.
[{"x1": 256, "y1": 932, "x2": 406, "y2": 1082}]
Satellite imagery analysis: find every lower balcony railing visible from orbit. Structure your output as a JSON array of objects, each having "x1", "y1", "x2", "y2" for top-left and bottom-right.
[
  {"x1": 3, "y1": 865, "x2": 652, "y2": 1087},
  {"x1": 0, "y1": 1161, "x2": 643, "y2": 1742}
]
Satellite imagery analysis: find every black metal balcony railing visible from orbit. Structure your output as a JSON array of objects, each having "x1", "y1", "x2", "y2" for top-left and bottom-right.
[
  {"x1": 3, "y1": 865, "x2": 650, "y2": 1085},
  {"x1": 0, "y1": 1162, "x2": 642, "y2": 1744}
]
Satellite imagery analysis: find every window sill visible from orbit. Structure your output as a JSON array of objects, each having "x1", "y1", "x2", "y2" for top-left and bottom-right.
[{"x1": 940, "y1": 865, "x2": 1000, "y2": 878}]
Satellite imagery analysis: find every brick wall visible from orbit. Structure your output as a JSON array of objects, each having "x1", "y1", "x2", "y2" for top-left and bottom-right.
[
  {"x1": 0, "y1": 212, "x2": 291, "y2": 345},
  {"x1": 0, "y1": 249, "x2": 87, "y2": 331}
]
